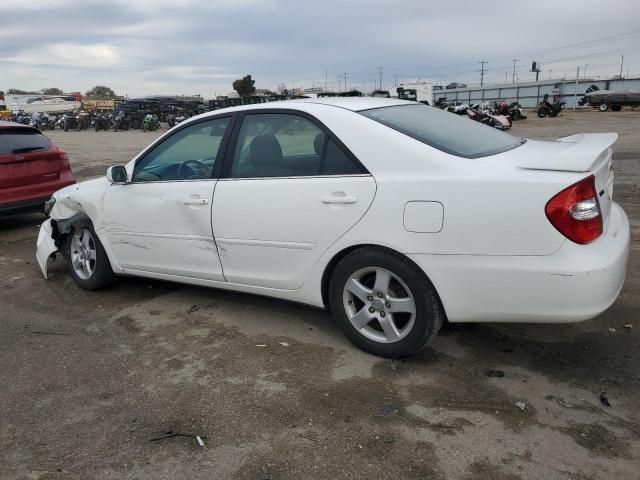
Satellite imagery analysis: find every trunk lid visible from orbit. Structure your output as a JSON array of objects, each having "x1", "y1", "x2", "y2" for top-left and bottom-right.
[{"x1": 482, "y1": 133, "x2": 617, "y2": 227}]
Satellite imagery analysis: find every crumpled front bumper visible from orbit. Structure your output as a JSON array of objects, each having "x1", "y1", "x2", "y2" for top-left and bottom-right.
[{"x1": 36, "y1": 219, "x2": 58, "y2": 279}]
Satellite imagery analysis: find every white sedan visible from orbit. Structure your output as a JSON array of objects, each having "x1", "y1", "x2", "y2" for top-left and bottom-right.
[{"x1": 36, "y1": 98, "x2": 630, "y2": 357}]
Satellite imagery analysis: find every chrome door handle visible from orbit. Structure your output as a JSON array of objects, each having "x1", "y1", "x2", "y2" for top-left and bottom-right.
[
  {"x1": 183, "y1": 198, "x2": 209, "y2": 205},
  {"x1": 322, "y1": 195, "x2": 358, "y2": 204}
]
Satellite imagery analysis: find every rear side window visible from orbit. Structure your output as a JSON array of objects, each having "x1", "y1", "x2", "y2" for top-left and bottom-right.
[
  {"x1": 323, "y1": 139, "x2": 362, "y2": 175},
  {"x1": 0, "y1": 129, "x2": 51, "y2": 155},
  {"x1": 230, "y1": 113, "x2": 365, "y2": 178},
  {"x1": 360, "y1": 104, "x2": 523, "y2": 158}
]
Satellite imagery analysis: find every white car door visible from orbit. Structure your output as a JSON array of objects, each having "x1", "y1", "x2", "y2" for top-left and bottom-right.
[
  {"x1": 102, "y1": 116, "x2": 233, "y2": 281},
  {"x1": 212, "y1": 111, "x2": 376, "y2": 290}
]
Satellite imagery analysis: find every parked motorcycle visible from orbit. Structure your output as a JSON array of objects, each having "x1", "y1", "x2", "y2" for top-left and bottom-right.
[
  {"x1": 508, "y1": 102, "x2": 527, "y2": 120},
  {"x1": 94, "y1": 113, "x2": 110, "y2": 132},
  {"x1": 62, "y1": 113, "x2": 75, "y2": 131},
  {"x1": 142, "y1": 114, "x2": 160, "y2": 132},
  {"x1": 434, "y1": 97, "x2": 451, "y2": 109},
  {"x1": 537, "y1": 94, "x2": 565, "y2": 118},
  {"x1": 479, "y1": 102, "x2": 512, "y2": 130},
  {"x1": 29, "y1": 112, "x2": 44, "y2": 130},
  {"x1": 12, "y1": 110, "x2": 31, "y2": 125},
  {"x1": 42, "y1": 113, "x2": 58, "y2": 130},
  {"x1": 113, "y1": 111, "x2": 130, "y2": 131}
]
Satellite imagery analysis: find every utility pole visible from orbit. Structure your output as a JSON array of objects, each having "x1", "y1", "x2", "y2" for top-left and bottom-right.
[
  {"x1": 548, "y1": 70, "x2": 552, "y2": 80},
  {"x1": 620, "y1": 54, "x2": 624, "y2": 79},
  {"x1": 505, "y1": 71, "x2": 508, "y2": 83},
  {"x1": 573, "y1": 66, "x2": 580, "y2": 111},
  {"x1": 325, "y1": 67, "x2": 328, "y2": 91},
  {"x1": 512, "y1": 59, "x2": 518, "y2": 84},
  {"x1": 377, "y1": 66, "x2": 384, "y2": 91},
  {"x1": 478, "y1": 60, "x2": 487, "y2": 86},
  {"x1": 395, "y1": 75, "x2": 398, "y2": 87},
  {"x1": 337, "y1": 75, "x2": 341, "y2": 92},
  {"x1": 344, "y1": 72, "x2": 348, "y2": 92},
  {"x1": 584, "y1": 64, "x2": 588, "y2": 79}
]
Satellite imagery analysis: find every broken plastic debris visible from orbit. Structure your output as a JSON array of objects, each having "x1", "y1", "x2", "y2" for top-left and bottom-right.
[
  {"x1": 196, "y1": 435, "x2": 205, "y2": 447},
  {"x1": 608, "y1": 328, "x2": 616, "y2": 333},
  {"x1": 623, "y1": 324, "x2": 632, "y2": 330},
  {"x1": 279, "y1": 342, "x2": 289, "y2": 347},
  {"x1": 515, "y1": 401, "x2": 526, "y2": 411},
  {"x1": 255, "y1": 344, "x2": 267, "y2": 347}
]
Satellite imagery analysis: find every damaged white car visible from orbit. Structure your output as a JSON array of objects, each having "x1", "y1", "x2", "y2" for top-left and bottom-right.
[{"x1": 37, "y1": 98, "x2": 630, "y2": 357}]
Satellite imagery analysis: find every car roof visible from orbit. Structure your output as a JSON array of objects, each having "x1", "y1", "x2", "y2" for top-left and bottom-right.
[
  {"x1": 191, "y1": 97, "x2": 412, "y2": 121},
  {"x1": 292, "y1": 97, "x2": 410, "y2": 111},
  {"x1": 0, "y1": 121, "x2": 41, "y2": 133}
]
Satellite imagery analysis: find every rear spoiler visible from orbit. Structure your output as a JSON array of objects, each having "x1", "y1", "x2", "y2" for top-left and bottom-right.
[{"x1": 518, "y1": 133, "x2": 618, "y2": 173}]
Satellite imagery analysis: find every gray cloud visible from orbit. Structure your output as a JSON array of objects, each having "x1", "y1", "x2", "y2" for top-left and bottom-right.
[{"x1": 1, "y1": 0, "x2": 638, "y2": 97}]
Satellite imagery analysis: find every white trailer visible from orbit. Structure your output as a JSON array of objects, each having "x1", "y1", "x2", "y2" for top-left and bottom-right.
[{"x1": 388, "y1": 82, "x2": 433, "y2": 105}]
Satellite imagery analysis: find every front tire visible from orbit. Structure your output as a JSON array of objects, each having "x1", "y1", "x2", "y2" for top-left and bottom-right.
[
  {"x1": 65, "y1": 224, "x2": 114, "y2": 290},
  {"x1": 599, "y1": 103, "x2": 609, "y2": 112},
  {"x1": 329, "y1": 247, "x2": 443, "y2": 358}
]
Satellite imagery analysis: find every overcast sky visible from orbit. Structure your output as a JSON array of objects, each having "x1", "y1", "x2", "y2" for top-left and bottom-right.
[{"x1": 1, "y1": 0, "x2": 639, "y2": 98}]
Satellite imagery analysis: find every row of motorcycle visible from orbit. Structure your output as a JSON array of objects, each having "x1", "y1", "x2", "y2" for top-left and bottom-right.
[
  {"x1": 434, "y1": 99, "x2": 527, "y2": 130},
  {"x1": 8, "y1": 110, "x2": 170, "y2": 132}
]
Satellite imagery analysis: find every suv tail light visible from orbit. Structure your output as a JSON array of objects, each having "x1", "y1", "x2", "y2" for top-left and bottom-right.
[
  {"x1": 58, "y1": 148, "x2": 70, "y2": 165},
  {"x1": 545, "y1": 175, "x2": 602, "y2": 244}
]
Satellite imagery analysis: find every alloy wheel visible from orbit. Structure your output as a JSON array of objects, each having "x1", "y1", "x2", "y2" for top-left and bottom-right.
[
  {"x1": 70, "y1": 229, "x2": 97, "y2": 280},
  {"x1": 342, "y1": 267, "x2": 416, "y2": 343}
]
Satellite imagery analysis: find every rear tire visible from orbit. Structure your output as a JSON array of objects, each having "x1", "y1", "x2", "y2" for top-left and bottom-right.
[
  {"x1": 65, "y1": 223, "x2": 114, "y2": 290},
  {"x1": 328, "y1": 247, "x2": 443, "y2": 358},
  {"x1": 611, "y1": 105, "x2": 622, "y2": 112}
]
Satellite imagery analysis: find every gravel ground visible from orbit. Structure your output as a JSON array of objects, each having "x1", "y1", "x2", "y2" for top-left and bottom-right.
[{"x1": 1, "y1": 109, "x2": 639, "y2": 480}]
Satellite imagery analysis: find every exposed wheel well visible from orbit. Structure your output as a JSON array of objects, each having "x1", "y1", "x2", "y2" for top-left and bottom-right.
[
  {"x1": 320, "y1": 244, "x2": 446, "y2": 320},
  {"x1": 51, "y1": 212, "x2": 93, "y2": 257}
]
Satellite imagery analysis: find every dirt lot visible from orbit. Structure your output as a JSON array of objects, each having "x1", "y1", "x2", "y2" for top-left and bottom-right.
[{"x1": 1, "y1": 110, "x2": 639, "y2": 480}]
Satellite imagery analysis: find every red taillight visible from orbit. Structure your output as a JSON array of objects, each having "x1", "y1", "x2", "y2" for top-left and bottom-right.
[
  {"x1": 57, "y1": 148, "x2": 70, "y2": 165},
  {"x1": 545, "y1": 175, "x2": 603, "y2": 244}
]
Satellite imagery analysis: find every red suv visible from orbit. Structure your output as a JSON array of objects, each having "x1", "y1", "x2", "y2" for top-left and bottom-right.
[{"x1": 0, "y1": 121, "x2": 75, "y2": 215}]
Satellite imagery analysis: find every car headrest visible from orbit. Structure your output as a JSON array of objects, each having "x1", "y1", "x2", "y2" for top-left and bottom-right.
[{"x1": 249, "y1": 135, "x2": 283, "y2": 166}]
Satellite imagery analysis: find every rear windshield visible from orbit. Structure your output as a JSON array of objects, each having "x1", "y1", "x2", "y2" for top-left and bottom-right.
[
  {"x1": 360, "y1": 104, "x2": 524, "y2": 158},
  {"x1": 0, "y1": 129, "x2": 51, "y2": 155}
]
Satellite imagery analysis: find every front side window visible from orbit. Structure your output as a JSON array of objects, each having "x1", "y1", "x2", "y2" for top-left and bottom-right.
[
  {"x1": 230, "y1": 113, "x2": 364, "y2": 178},
  {"x1": 133, "y1": 117, "x2": 230, "y2": 182},
  {"x1": 360, "y1": 104, "x2": 524, "y2": 158}
]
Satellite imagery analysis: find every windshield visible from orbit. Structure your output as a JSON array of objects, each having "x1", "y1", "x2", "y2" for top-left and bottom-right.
[{"x1": 360, "y1": 104, "x2": 523, "y2": 158}]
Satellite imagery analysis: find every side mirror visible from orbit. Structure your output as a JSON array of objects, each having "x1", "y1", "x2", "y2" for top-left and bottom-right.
[{"x1": 107, "y1": 165, "x2": 128, "y2": 184}]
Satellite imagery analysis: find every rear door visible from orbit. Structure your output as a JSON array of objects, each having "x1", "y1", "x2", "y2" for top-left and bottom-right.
[
  {"x1": 212, "y1": 110, "x2": 376, "y2": 290},
  {"x1": 0, "y1": 128, "x2": 61, "y2": 203}
]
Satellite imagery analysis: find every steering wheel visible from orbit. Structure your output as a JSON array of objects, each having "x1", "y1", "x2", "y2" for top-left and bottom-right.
[{"x1": 177, "y1": 159, "x2": 208, "y2": 179}]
